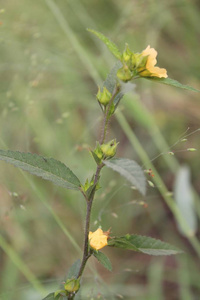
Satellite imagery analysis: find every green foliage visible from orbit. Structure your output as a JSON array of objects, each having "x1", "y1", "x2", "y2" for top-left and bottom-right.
[
  {"x1": 90, "y1": 150, "x2": 102, "y2": 165},
  {"x1": 103, "y1": 158, "x2": 146, "y2": 195},
  {"x1": 42, "y1": 293, "x2": 65, "y2": 300},
  {"x1": 64, "y1": 278, "x2": 80, "y2": 293},
  {"x1": 145, "y1": 77, "x2": 200, "y2": 92},
  {"x1": 103, "y1": 62, "x2": 122, "y2": 94},
  {"x1": 0, "y1": 150, "x2": 81, "y2": 190},
  {"x1": 103, "y1": 62, "x2": 124, "y2": 106},
  {"x1": 87, "y1": 29, "x2": 122, "y2": 60},
  {"x1": 67, "y1": 259, "x2": 81, "y2": 279},
  {"x1": 1, "y1": 0, "x2": 200, "y2": 299},
  {"x1": 93, "y1": 251, "x2": 112, "y2": 271},
  {"x1": 54, "y1": 290, "x2": 66, "y2": 297},
  {"x1": 108, "y1": 234, "x2": 183, "y2": 255},
  {"x1": 42, "y1": 293, "x2": 54, "y2": 300}
]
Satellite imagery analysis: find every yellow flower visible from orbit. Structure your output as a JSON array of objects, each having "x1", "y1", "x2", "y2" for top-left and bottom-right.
[
  {"x1": 138, "y1": 45, "x2": 168, "y2": 78},
  {"x1": 89, "y1": 228, "x2": 109, "y2": 251}
]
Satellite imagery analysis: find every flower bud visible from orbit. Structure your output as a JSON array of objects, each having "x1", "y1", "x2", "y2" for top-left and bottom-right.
[
  {"x1": 64, "y1": 278, "x2": 80, "y2": 293},
  {"x1": 96, "y1": 86, "x2": 112, "y2": 106},
  {"x1": 117, "y1": 66, "x2": 132, "y2": 82},
  {"x1": 100, "y1": 139, "x2": 119, "y2": 158}
]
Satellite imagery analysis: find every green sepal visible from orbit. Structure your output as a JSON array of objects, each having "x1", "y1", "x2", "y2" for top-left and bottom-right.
[
  {"x1": 85, "y1": 183, "x2": 97, "y2": 199},
  {"x1": 122, "y1": 43, "x2": 132, "y2": 64},
  {"x1": 108, "y1": 103, "x2": 115, "y2": 116},
  {"x1": 90, "y1": 150, "x2": 102, "y2": 165},
  {"x1": 93, "y1": 142, "x2": 104, "y2": 162}
]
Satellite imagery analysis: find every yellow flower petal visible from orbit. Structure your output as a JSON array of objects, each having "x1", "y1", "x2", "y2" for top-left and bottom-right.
[
  {"x1": 140, "y1": 45, "x2": 168, "y2": 78},
  {"x1": 89, "y1": 228, "x2": 109, "y2": 251}
]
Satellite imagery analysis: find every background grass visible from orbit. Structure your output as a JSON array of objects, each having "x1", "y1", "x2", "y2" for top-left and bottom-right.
[{"x1": 0, "y1": 0, "x2": 200, "y2": 299}]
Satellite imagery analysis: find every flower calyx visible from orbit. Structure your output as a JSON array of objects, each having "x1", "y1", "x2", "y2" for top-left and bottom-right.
[
  {"x1": 117, "y1": 65, "x2": 133, "y2": 82},
  {"x1": 54, "y1": 277, "x2": 80, "y2": 298},
  {"x1": 81, "y1": 177, "x2": 100, "y2": 199},
  {"x1": 64, "y1": 277, "x2": 80, "y2": 294},
  {"x1": 92, "y1": 139, "x2": 119, "y2": 164},
  {"x1": 101, "y1": 139, "x2": 119, "y2": 158},
  {"x1": 97, "y1": 86, "x2": 112, "y2": 106}
]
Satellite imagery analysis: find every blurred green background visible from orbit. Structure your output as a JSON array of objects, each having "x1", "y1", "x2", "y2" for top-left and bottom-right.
[{"x1": 0, "y1": 0, "x2": 200, "y2": 299}]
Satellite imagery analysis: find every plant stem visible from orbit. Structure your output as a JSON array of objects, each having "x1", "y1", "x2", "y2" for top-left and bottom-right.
[
  {"x1": 76, "y1": 164, "x2": 102, "y2": 279},
  {"x1": 100, "y1": 85, "x2": 120, "y2": 145},
  {"x1": 71, "y1": 85, "x2": 120, "y2": 299}
]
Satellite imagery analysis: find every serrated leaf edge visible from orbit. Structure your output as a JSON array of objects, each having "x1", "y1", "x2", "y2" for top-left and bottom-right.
[{"x1": 0, "y1": 150, "x2": 81, "y2": 190}]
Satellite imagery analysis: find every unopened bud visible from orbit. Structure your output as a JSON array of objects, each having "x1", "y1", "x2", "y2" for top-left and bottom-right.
[
  {"x1": 64, "y1": 278, "x2": 80, "y2": 293},
  {"x1": 117, "y1": 66, "x2": 132, "y2": 82},
  {"x1": 101, "y1": 139, "x2": 119, "y2": 158},
  {"x1": 96, "y1": 87, "x2": 112, "y2": 106}
]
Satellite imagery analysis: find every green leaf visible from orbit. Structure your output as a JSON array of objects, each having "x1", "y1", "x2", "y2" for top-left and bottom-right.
[
  {"x1": 87, "y1": 29, "x2": 122, "y2": 60},
  {"x1": 90, "y1": 150, "x2": 102, "y2": 165},
  {"x1": 42, "y1": 293, "x2": 67, "y2": 300},
  {"x1": 145, "y1": 77, "x2": 200, "y2": 92},
  {"x1": 42, "y1": 293, "x2": 54, "y2": 300},
  {"x1": 103, "y1": 158, "x2": 146, "y2": 195},
  {"x1": 54, "y1": 290, "x2": 66, "y2": 298},
  {"x1": 107, "y1": 237, "x2": 138, "y2": 251},
  {"x1": 85, "y1": 183, "x2": 97, "y2": 199},
  {"x1": 0, "y1": 150, "x2": 81, "y2": 190},
  {"x1": 42, "y1": 293, "x2": 62, "y2": 300},
  {"x1": 103, "y1": 61, "x2": 122, "y2": 94},
  {"x1": 93, "y1": 251, "x2": 112, "y2": 271},
  {"x1": 108, "y1": 234, "x2": 183, "y2": 256},
  {"x1": 67, "y1": 259, "x2": 81, "y2": 279},
  {"x1": 97, "y1": 62, "x2": 124, "y2": 112}
]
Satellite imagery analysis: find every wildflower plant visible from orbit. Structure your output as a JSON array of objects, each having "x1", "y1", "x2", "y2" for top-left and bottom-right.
[{"x1": 0, "y1": 29, "x2": 199, "y2": 300}]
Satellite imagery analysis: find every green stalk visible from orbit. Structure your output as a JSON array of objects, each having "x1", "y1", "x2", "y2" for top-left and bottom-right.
[{"x1": 67, "y1": 88, "x2": 120, "y2": 300}]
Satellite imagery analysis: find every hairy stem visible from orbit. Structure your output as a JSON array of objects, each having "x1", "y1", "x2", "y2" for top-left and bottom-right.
[
  {"x1": 72, "y1": 85, "x2": 120, "y2": 299},
  {"x1": 100, "y1": 85, "x2": 120, "y2": 145},
  {"x1": 76, "y1": 164, "x2": 102, "y2": 279}
]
